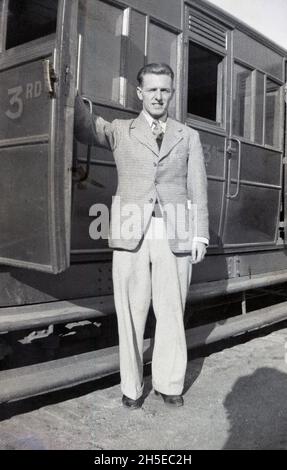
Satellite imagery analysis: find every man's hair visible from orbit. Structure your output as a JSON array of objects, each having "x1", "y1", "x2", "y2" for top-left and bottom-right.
[{"x1": 137, "y1": 63, "x2": 174, "y2": 87}]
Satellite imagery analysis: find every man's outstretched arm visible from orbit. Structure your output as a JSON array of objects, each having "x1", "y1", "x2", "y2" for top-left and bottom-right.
[{"x1": 73, "y1": 94, "x2": 116, "y2": 150}]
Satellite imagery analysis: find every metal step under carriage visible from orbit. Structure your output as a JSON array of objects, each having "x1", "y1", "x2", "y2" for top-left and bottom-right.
[{"x1": 1, "y1": 269, "x2": 287, "y2": 403}]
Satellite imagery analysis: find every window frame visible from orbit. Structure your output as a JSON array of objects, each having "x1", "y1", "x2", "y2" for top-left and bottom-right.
[
  {"x1": 77, "y1": 0, "x2": 181, "y2": 117},
  {"x1": 231, "y1": 57, "x2": 284, "y2": 152},
  {"x1": 0, "y1": 0, "x2": 8, "y2": 53},
  {"x1": 186, "y1": 38, "x2": 226, "y2": 129},
  {"x1": 232, "y1": 61, "x2": 254, "y2": 142},
  {"x1": 264, "y1": 76, "x2": 283, "y2": 149},
  {"x1": 146, "y1": 17, "x2": 180, "y2": 118},
  {"x1": 78, "y1": 0, "x2": 126, "y2": 109}
]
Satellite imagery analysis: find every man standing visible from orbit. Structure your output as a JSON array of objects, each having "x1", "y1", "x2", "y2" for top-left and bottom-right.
[{"x1": 74, "y1": 63, "x2": 209, "y2": 409}]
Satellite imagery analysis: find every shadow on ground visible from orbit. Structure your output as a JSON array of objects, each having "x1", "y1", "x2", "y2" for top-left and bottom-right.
[{"x1": 223, "y1": 367, "x2": 287, "y2": 450}]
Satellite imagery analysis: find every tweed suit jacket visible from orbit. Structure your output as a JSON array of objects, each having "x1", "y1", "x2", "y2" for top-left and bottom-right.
[{"x1": 74, "y1": 95, "x2": 209, "y2": 252}]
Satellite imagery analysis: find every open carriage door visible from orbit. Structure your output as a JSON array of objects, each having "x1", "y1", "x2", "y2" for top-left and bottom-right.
[{"x1": 0, "y1": 0, "x2": 78, "y2": 273}]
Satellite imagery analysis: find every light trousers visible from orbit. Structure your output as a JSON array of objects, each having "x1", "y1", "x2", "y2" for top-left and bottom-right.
[{"x1": 112, "y1": 217, "x2": 192, "y2": 400}]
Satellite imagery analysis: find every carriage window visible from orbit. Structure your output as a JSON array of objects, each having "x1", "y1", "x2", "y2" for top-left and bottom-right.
[
  {"x1": 148, "y1": 23, "x2": 177, "y2": 71},
  {"x1": 187, "y1": 42, "x2": 224, "y2": 123},
  {"x1": 265, "y1": 79, "x2": 281, "y2": 148},
  {"x1": 148, "y1": 22, "x2": 178, "y2": 116},
  {"x1": 6, "y1": 0, "x2": 58, "y2": 50},
  {"x1": 233, "y1": 64, "x2": 252, "y2": 140},
  {"x1": 126, "y1": 10, "x2": 146, "y2": 110},
  {"x1": 78, "y1": 0, "x2": 123, "y2": 104}
]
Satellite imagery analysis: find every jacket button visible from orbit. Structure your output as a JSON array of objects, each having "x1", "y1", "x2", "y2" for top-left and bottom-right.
[
  {"x1": 153, "y1": 162, "x2": 157, "y2": 167},
  {"x1": 149, "y1": 198, "x2": 153, "y2": 203}
]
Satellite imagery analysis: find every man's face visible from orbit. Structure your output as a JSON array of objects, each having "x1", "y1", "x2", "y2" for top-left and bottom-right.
[{"x1": 136, "y1": 73, "x2": 174, "y2": 119}]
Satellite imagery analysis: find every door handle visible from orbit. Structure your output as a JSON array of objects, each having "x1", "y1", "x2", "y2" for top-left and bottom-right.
[
  {"x1": 226, "y1": 137, "x2": 242, "y2": 199},
  {"x1": 43, "y1": 59, "x2": 58, "y2": 97},
  {"x1": 79, "y1": 96, "x2": 93, "y2": 182}
]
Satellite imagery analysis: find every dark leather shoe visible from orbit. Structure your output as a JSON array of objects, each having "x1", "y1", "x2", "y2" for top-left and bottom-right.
[
  {"x1": 154, "y1": 390, "x2": 184, "y2": 407},
  {"x1": 122, "y1": 394, "x2": 142, "y2": 410}
]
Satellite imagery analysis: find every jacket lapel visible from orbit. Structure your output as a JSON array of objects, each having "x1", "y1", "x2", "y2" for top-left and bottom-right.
[
  {"x1": 130, "y1": 112, "x2": 159, "y2": 156},
  {"x1": 159, "y1": 118, "x2": 184, "y2": 162}
]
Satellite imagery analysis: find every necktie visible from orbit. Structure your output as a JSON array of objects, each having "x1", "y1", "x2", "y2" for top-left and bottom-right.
[
  {"x1": 152, "y1": 120, "x2": 164, "y2": 149},
  {"x1": 152, "y1": 120, "x2": 164, "y2": 217}
]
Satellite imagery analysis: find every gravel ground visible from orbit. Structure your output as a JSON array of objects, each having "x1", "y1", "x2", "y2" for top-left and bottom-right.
[{"x1": 0, "y1": 326, "x2": 287, "y2": 450}]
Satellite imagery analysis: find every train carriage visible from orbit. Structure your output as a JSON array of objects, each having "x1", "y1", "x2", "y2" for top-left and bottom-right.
[{"x1": 0, "y1": 0, "x2": 286, "y2": 402}]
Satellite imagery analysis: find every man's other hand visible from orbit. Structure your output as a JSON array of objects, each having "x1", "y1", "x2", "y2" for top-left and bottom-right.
[{"x1": 191, "y1": 240, "x2": 207, "y2": 264}]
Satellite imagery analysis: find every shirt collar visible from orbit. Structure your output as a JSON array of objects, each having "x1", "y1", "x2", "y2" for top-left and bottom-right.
[{"x1": 142, "y1": 109, "x2": 167, "y2": 131}]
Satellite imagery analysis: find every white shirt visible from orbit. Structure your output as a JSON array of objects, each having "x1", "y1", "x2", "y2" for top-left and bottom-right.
[
  {"x1": 142, "y1": 110, "x2": 209, "y2": 247},
  {"x1": 142, "y1": 109, "x2": 167, "y2": 132}
]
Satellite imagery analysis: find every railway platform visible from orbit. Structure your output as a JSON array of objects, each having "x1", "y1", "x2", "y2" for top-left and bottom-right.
[{"x1": 0, "y1": 323, "x2": 287, "y2": 450}]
